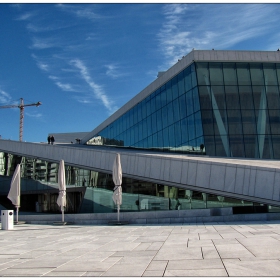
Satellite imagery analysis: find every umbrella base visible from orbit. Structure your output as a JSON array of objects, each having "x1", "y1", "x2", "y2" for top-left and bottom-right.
[
  {"x1": 108, "y1": 220, "x2": 129, "y2": 225},
  {"x1": 53, "y1": 222, "x2": 74, "y2": 226}
]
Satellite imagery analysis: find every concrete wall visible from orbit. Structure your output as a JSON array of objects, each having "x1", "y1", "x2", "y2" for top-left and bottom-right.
[{"x1": 14, "y1": 208, "x2": 280, "y2": 225}]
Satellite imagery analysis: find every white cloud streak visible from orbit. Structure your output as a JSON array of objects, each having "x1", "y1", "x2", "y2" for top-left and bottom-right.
[
  {"x1": 70, "y1": 59, "x2": 117, "y2": 113},
  {"x1": 56, "y1": 4, "x2": 102, "y2": 21},
  {"x1": 105, "y1": 64, "x2": 126, "y2": 79},
  {"x1": 0, "y1": 88, "x2": 12, "y2": 104},
  {"x1": 158, "y1": 4, "x2": 280, "y2": 68}
]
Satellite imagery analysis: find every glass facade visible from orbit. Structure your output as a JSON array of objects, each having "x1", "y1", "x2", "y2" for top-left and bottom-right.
[
  {"x1": 87, "y1": 62, "x2": 280, "y2": 159},
  {"x1": 2, "y1": 152, "x2": 277, "y2": 214}
]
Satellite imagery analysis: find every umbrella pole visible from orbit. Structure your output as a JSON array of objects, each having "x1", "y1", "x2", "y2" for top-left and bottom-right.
[
  {"x1": 16, "y1": 206, "x2": 19, "y2": 223},
  {"x1": 117, "y1": 204, "x2": 120, "y2": 222},
  {"x1": 62, "y1": 207, "x2": 64, "y2": 223}
]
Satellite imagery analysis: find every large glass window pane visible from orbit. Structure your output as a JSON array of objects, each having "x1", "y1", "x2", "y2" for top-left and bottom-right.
[
  {"x1": 223, "y1": 63, "x2": 237, "y2": 85},
  {"x1": 200, "y1": 110, "x2": 214, "y2": 136},
  {"x1": 139, "y1": 100, "x2": 146, "y2": 120},
  {"x1": 156, "y1": 109, "x2": 163, "y2": 131},
  {"x1": 187, "y1": 114, "x2": 195, "y2": 140},
  {"x1": 142, "y1": 118, "x2": 147, "y2": 139},
  {"x1": 146, "y1": 97, "x2": 151, "y2": 117},
  {"x1": 191, "y1": 63, "x2": 197, "y2": 87},
  {"x1": 237, "y1": 63, "x2": 251, "y2": 85},
  {"x1": 179, "y1": 94, "x2": 187, "y2": 119},
  {"x1": 212, "y1": 86, "x2": 226, "y2": 110},
  {"x1": 166, "y1": 81, "x2": 173, "y2": 104},
  {"x1": 250, "y1": 63, "x2": 264, "y2": 86},
  {"x1": 186, "y1": 90, "x2": 194, "y2": 115},
  {"x1": 225, "y1": 86, "x2": 240, "y2": 109},
  {"x1": 192, "y1": 87, "x2": 200, "y2": 113},
  {"x1": 239, "y1": 86, "x2": 254, "y2": 110},
  {"x1": 215, "y1": 134, "x2": 227, "y2": 157},
  {"x1": 264, "y1": 64, "x2": 278, "y2": 86},
  {"x1": 266, "y1": 86, "x2": 280, "y2": 110},
  {"x1": 146, "y1": 115, "x2": 152, "y2": 136},
  {"x1": 157, "y1": 130, "x2": 163, "y2": 149},
  {"x1": 172, "y1": 76, "x2": 179, "y2": 99},
  {"x1": 138, "y1": 121, "x2": 143, "y2": 141},
  {"x1": 198, "y1": 86, "x2": 211, "y2": 110},
  {"x1": 252, "y1": 85, "x2": 265, "y2": 110},
  {"x1": 241, "y1": 110, "x2": 257, "y2": 135},
  {"x1": 178, "y1": 71, "x2": 185, "y2": 96},
  {"x1": 272, "y1": 135, "x2": 280, "y2": 159},
  {"x1": 204, "y1": 135, "x2": 216, "y2": 156},
  {"x1": 229, "y1": 134, "x2": 245, "y2": 157},
  {"x1": 174, "y1": 121, "x2": 181, "y2": 147},
  {"x1": 152, "y1": 133, "x2": 158, "y2": 148},
  {"x1": 173, "y1": 99, "x2": 180, "y2": 122},
  {"x1": 134, "y1": 123, "x2": 139, "y2": 142},
  {"x1": 137, "y1": 102, "x2": 142, "y2": 121},
  {"x1": 209, "y1": 63, "x2": 224, "y2": 85},
  {"x1": 255, "y1": 110, "x2": 271, "y2": 135},
  {"x1": 181, "y1": 118, "x2": 188, "y2": 144},
  {"x1": 196, "y1": 62, "x2": 209, "y2": 86},
  {"x1": 262, "y1": 134, "x2": 273, "y2": 159},
  {"x1": 147, "y1": 135, "x2": 152, "y2": 148},
  {"x1": 155, "y1": 91, "x2": 162, "y2": 111},
  {"x1": 227, "y1": 110, "x2": 243, "y2": 135},
  {"x1": 213, "y1": 109, "x2": 228, "y2": 137},
  {"x1": 276, "y1": 64, "x2": 280, "y2": 84},
  {"x1": 150, "y1": 97, "x2": 156, "y2": 115},
  {"x1": 168, "y1": 125, "x2": 175, "y2": 148},
  {"x1": 163, "y1": 127, "x2": 169, "y2": 148},
  {"x1": 162, "y1": 106, "x2": 168, "y2": 129},
  {"x1": 151, "y1": 112, "x2": 157, "y2": 134},
  {"x1": 243, "y1": 134, "x2": 258, "y2": 158},
  {"x1": 130, "y1": 125, "x2": 135, "y2": 145},
  {"x1": 160, "y1": 85, "x2": 167, "y2": 107},
  {"x1": 184, "y1": 66, "x2": 192, "y2": 92},
  {"x1": 167, "y1": 104, "x2": 174, "y2": 126},
  {"x1": 269, "y1": 110, "x2": 280, "y2": 134},
  {"x1": 194, "y1": 112, "x2": 203, "y2": 138}
]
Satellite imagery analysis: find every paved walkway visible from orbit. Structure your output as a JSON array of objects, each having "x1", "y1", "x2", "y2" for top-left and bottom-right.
[{"x1": 0, "y1": 221, "x2": 280, "y2": 277}]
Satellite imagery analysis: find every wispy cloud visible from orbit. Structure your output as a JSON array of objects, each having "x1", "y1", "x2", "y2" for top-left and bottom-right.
[
  {"x1": 0, "y1": 88, "x2": 12, "y2": 104},
  {"x1": 31, "y1": 37, "x2": 56, "y2": 49},
  {"x1": 48, "y1": 75, "x2": 77, "y2": 92},
  {"x1": 26, "y1": 112, "x2": 42, "y2": 118},
  {"x1": 105, "y1": 64, "x2": 126, "y2": 79},
  {"x1": 56, "y1": 4, "x2": 102, "y2": 21},
  {"x1": 70, "y1": 59, "x2": 117, "y2": 113},
  {"x1": 16, "y1": 12, "x2": 33, "y2": 21},
  {"x1": 158, "y1": 4, "x2": 280, "y2": 68}
]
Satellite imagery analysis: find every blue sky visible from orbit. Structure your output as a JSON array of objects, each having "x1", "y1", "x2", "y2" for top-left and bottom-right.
[{"x1": 1, "y1": 3, "x2": 280, "y2": 143}]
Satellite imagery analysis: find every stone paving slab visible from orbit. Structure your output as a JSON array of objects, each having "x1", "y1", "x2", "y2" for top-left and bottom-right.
[{"x1": 0, "y1": 221, "x2": 280, "y2": 276}]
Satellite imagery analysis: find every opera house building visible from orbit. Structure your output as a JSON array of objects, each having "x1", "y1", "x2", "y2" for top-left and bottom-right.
[{"x1": 1, "y1": 49, "x2": 280, "y2": 222}]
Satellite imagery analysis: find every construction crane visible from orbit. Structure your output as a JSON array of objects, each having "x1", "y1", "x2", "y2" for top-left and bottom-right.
[{"x1": 0, "y1": 98, "x2": 42, "y2": 142}]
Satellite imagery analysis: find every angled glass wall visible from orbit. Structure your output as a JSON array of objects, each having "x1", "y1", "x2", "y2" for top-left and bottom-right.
[
  {"x1": 87, "y1": 61, "x2": 280, "y2": 159},
  {"x1": 197, "y1": 62, "x2": 280, "y2": 159},
  {"x1": 87, "y1": 63, "x2": 205, "y2": 154}
]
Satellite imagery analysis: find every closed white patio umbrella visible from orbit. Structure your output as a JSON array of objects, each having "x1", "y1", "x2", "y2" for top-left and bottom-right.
[
  {"x1": 7, "y1": 164, "x2": 21, "y2": 223},
  {"x1": 57, "y1": 159, "x2": 66, "y2": 223},
  {"x1": 112, "y1": 153, "x2": 122, "y2": 222}
]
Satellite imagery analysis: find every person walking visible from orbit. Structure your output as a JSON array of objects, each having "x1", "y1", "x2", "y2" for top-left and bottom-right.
[
  {"x1": 47, "y1": 135, "x2": 51, "y2": 144},
  {"x1": 50, "y1": 135, "x2": 55, "y2": 145}
]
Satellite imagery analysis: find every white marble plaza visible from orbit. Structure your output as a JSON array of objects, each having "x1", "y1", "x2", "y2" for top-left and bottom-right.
[{"x1": 0, "y1": 220, "x2": 280, "y2": 277}]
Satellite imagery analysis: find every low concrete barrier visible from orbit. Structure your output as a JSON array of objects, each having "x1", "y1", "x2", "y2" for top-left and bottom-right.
[{"x1": 9, "y1": 208, "x2": 280, "y2": 225}]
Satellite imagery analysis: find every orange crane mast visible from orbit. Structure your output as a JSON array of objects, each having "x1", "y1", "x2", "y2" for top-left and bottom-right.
[{"x1": 0, "y1": 98, "x2": 42, "y2": 141}]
